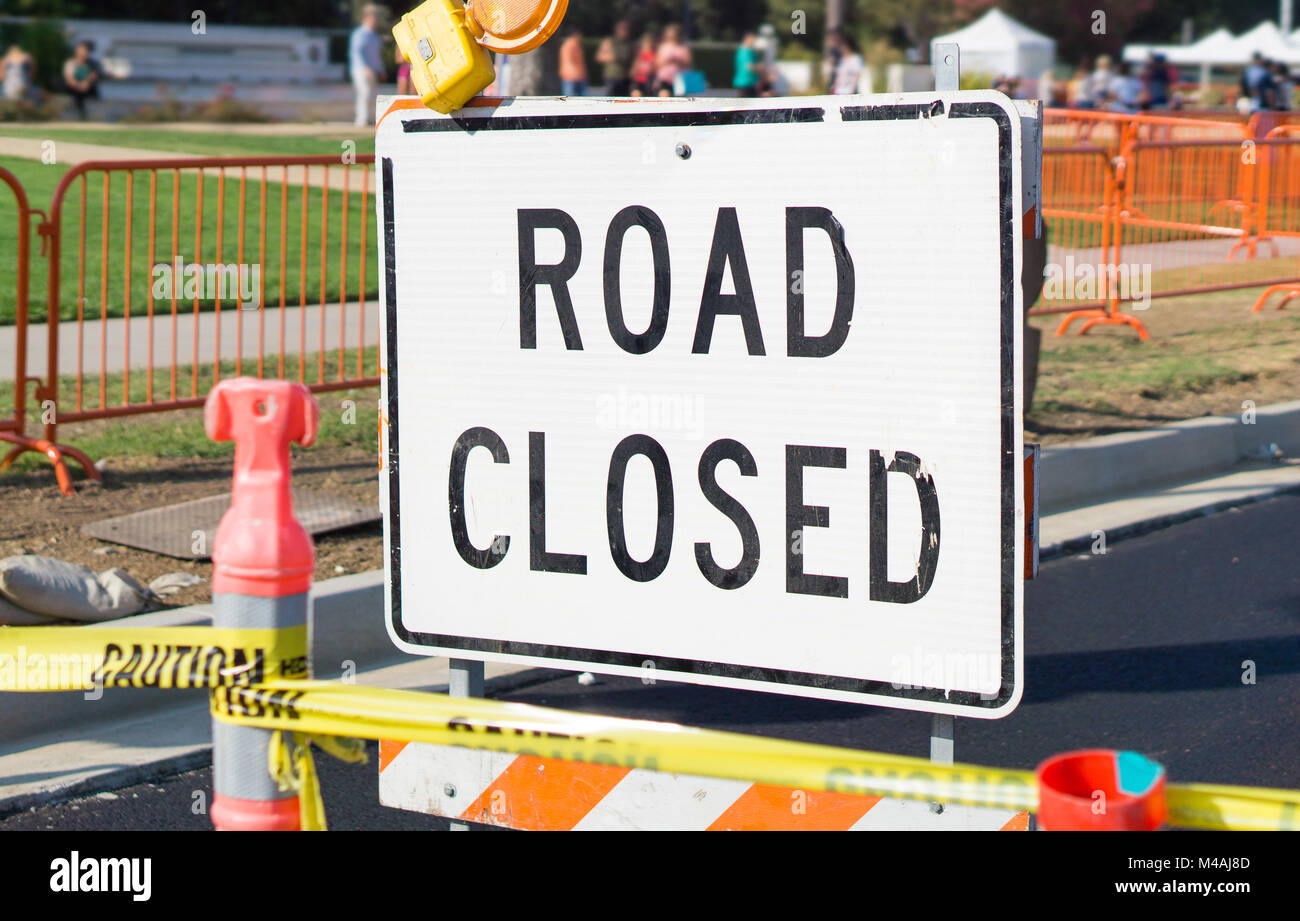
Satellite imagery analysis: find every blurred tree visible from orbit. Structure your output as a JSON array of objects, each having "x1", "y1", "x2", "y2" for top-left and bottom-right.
[
  {"x1": 0, "y1": 16, "x2": 67, "y2": 89},
  {"x1": 509, "y1": 41, "x2": 560, "y2": 95}
]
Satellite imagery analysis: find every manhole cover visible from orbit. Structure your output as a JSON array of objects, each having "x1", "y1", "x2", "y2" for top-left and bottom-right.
[{"x1": 80, "y1": 489, "x2": 380, "y2": 560}]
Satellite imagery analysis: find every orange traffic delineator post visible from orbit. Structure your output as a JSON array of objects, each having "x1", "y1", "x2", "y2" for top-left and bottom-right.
[
  {"x1": 206, "y1": 378, "x2": 319, "y2": 831},
  {"x1": 1036, "y1": 749, "x2": 1167, "y2": 831}
]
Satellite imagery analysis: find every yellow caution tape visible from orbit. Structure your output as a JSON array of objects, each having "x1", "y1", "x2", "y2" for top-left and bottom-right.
[
  {"x1": 3, "y1": 624, "x2": 1294, "y2": 830},
  {"x1": 268, "y1": 731, "x2": 368, "y2": 832},
  {"x1": 215, "y1": 680, "x2": 1038, "y2": 810},
  {"x1": 0, "y1": 625, "x2": 308, "y2": 692},
  {"x1": 212, "y1": 680, "x2": 1300, "y2": 831},
  {"x1": 1167, "y1": 783, "x2": 1300, "y2": 833}
]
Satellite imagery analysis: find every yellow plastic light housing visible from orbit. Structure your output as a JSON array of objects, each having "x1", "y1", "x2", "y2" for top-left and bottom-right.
[{"x1": 393, "y1": 0, "x2": 497, "y2": 114}]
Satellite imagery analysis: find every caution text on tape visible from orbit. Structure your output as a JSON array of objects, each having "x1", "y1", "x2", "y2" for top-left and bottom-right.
[{"x1": 0, "y1": 625, "x2": 308, "y2": 692}]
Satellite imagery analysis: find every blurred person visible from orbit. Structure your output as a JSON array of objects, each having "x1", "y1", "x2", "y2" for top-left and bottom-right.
[
  {"x1": 733, "y1": 31, "x2": 763, "y2": 98},
  {"x1": 654, "y1": 24, "x2": 691, "y2": 97},
  {"x1": 1067, "y1": 65, "x2": 1091, "y2": 108},
  {"x1": 350, "y1": 4, "x2": 387, "y2": 126},
  {"x1": 1037, "y1": 66, "x2": 1054, "y2": 106},
  {"x1": 1108, "y1": 61, "x2": 1145, "y2": 113},
  {"x1": 596, "y1": 20, "x2": 635, "y2": 96},
  {"x1": 993, "y1": 74, "x2": 1020, "y2": 97},
  {"x1": 1086, "y1": 54, "x2": 1114, "y2": 107},
  {"x1": 1242, "y1": 52, "x2": 1275, "y2": 112},
  {"x1": 2, "y1": 45, "x2": 34, "y2": 104},
  {"x1": 830, "y1": 34, "x2": 864, "y2": 94},
  {"x1": 559, "y1": 28, "x2": 587, "y2": 97},
  {"x1": 62, "y1": 41, "x2": 101, "y2": 120},
  {"x1": 396, "y1": 50, "x2": 412, "y2": 97},
  {"x1": 821, "y1": 28, "x2": 843, "y2": 90},
  {"x1": 1144, "y1": 52, "x2": 1174, "y2": 109},
  {"x1": 630, "y1": 33, "x2": 657, "y2": 97},
  {"x1": 486, "y1": 51, "x2": 511, "y2": 96},
  {"x1": 1271, "y1": 61, "x2": 1293, "y2": 110}
]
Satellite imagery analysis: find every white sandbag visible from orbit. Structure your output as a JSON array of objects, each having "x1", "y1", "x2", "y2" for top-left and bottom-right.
[
  {"x1": 149, "y1": 571, "x2": 204, "y2": 596},
  {"x1": 0, "y1": 592, "x2": 60, "y2": 626},
  {"x1": 0, "y1": 556, "x2": 152, "y2": 623}
]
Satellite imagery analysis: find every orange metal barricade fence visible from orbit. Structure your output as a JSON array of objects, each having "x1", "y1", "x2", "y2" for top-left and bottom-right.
[
  {"x1": 31, "y1": 155, "x2": 380, "y2": 487},
  {"x1": 1039, "y1": 114, "x2": 1300, "y2": 339},
  {"x1": 1250, "y1": 124, "x2": 1300, "y2": 310},
  {"x1": 1037, "y1": 144, "x2": 1115, "y2": 316},
  {"x1": 0, "y1": 165, "x2": 101, "y2": 493},
  {"x1": 1119, "y1": 138, "x2": 1300, "y2": 290},
  {"x1": 1043, "y1": 108, "x2": 1245, "y2": 150},
  {"x1": 3, "y1": 126, "x2": 1299, "y2": 495}
]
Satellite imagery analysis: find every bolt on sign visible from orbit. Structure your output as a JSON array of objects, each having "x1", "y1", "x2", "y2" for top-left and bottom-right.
[{"x1": 377, "y1": 93, "x2": 1025, "y2": 717}]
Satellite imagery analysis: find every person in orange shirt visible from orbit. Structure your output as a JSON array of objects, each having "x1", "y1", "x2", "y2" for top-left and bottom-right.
[{"x1": 559, "y1": 29, "x2": 587, "y2": 97}]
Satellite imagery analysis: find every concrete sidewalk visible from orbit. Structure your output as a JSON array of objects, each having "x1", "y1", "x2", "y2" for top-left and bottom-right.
[{"x1": 0, "y1": 301, "x2": 381, "y2": 382}]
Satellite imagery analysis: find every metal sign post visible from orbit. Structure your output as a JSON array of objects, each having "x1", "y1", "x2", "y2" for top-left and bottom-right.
[
  {"x1": 446, "y1": 658, "x2": 484, "y2": 831},
  {"x1": 930, "y1": 41, "x2": 959, "y2": 803}
]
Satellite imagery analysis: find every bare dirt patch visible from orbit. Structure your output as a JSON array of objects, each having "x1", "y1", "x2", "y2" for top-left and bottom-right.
[
  {"x1": 1029, "y1": 288, "x2": 1300, "y2": 444},
  {"x1": 0, "y1": 441, "x2": 380, "y2": 613}
]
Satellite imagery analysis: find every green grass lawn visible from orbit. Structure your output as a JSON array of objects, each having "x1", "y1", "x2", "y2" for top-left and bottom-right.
[
  {"x1": 0, "y1": 345, "x2": 380, "y2": 470},
  {"x1": 1029, "y1": 288, "x2": 1300, "y2": 439},
  {"x1": 0, "y1": 153, "x2": 379, "y2": 324},
  {"x1": 0, "y1": 126, "x2": 376, "y2": 159}
]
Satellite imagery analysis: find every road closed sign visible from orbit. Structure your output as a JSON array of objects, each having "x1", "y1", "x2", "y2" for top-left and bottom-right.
[{"x1": 377, "y1": 93, "x2": 1024, "y2": 717}]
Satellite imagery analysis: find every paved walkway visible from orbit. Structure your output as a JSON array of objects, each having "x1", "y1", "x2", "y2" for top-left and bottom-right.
[
  {"x1": 0, "y1": 301, "x2": 381, "y2": 382},
  {"x1": 1049, "y1": 235, "x2": 1300, "y2": 276},
  {"x1": 1, "y1": 129, "x2": 380, "y2": 384}
]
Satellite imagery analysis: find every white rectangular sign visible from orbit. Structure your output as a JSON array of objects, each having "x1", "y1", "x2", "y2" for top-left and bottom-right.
[{"x1": 378, "y1": 93, "x2": 1023, "y2": 717}]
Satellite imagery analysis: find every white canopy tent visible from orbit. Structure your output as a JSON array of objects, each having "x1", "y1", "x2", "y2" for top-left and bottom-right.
[
  {"x1": 1223, "y1": 21, "x2": 1300, "y2": 64},
  {"x1": 1185, "y1": 28, "x2": 1240, "y2": 64},
  {"x1": 929, "y1": 8, "x2": 1056, "y2": 79},
  {"x1": 1123, "y1": 22, "x2": 1300, "y2": 67},
  {"x1": 1121, "y1": 28, "x2": 1234, "y2": 65}
]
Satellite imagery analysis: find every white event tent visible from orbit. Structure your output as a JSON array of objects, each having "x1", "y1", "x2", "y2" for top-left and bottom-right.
[
  {"x1": 1123, "y1": 22, "x2": 1300, "y2": 69},
  {"x1": 930, "y1": 8, "x2": 1056, "y2": 79}
]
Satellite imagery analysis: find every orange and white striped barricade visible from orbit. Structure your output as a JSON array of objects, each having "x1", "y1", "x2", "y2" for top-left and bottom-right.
[{"x1": 378, "y1": 742, "x2": 1031, "y2": 830}]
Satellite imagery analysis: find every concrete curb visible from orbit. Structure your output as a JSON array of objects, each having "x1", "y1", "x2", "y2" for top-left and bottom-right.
[
  {"x1": 1040, "y1": 474, "x2": 1300, "y2": 561},
  {"x1": 1039, "y1": 400, "x2": 1300, "y2": 513},
  {"x1": 0, "y1": 745, "x2": 214, "y2": 820}
]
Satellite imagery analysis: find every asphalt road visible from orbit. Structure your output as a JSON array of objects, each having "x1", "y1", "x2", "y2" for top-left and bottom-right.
[{"x1": 4, "y1": 493, "x2": 1298, "y2": 831}]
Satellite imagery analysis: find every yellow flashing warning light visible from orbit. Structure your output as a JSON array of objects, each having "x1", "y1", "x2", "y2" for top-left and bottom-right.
[
  {"x1": 393, "y1": 0, "x2": 569, "y2": 115},
  {"x1": 467, "y1": 0, "x2": 569, "y2": 54}
]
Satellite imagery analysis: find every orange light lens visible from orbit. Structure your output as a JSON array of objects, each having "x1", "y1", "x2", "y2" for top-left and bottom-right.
[{"x1": 467, "y1": 0, "x2": 568, "y2": 54}]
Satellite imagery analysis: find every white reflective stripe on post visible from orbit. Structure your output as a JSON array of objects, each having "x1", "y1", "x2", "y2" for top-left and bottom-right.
[{"x1": 211, "y1": 592, "x2": 309, "y2": 805}]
